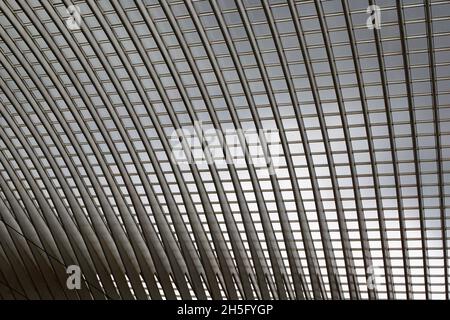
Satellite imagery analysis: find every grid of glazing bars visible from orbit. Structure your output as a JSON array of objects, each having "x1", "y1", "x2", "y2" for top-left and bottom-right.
[{"x1": 0, "y1": 0, "x2": 449, "y2": 300}]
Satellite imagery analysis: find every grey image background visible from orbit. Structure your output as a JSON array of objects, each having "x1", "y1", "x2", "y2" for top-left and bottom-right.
[{"x1": 0, "y1": 0, "x2": 449, "y2": 300}]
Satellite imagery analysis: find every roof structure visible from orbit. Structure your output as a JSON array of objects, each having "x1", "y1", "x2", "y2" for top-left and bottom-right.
[{"x1": 0, "y1": 0, "x2": 449, "y2": 300}]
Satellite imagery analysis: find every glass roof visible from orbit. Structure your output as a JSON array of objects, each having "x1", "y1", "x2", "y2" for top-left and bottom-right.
[{"x1": 0, "y1": 0, "x2": 449, "y2": 300}]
